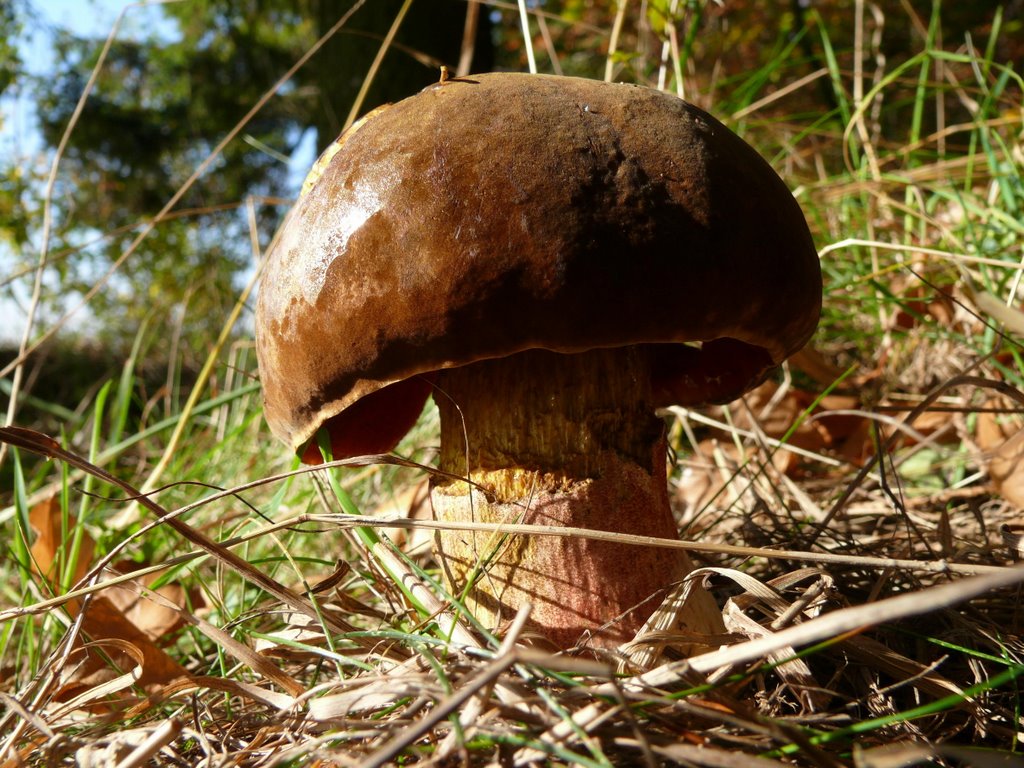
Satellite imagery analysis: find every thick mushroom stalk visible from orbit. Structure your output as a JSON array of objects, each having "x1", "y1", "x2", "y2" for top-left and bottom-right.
[{"x1": 430, "y1": 347, "x2": 721, "y2": 648}]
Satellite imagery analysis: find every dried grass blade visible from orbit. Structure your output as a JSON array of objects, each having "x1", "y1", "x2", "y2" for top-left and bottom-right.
[
  {"x1": 519, "y1": 564, "x2": 1024, "y2": 762},
  {"x1": 139, "y1": 675, "x2": 296, "y2": 711},
  {"x1": 308, "y1": 671, "x2": 439, "y2": 720},
  {"x1": 855, "y1": 741, "x2": 1022, "y2": 768},
  {"x1": 436, "y1": 605, "x2": 532, "y2": 758},
  {"x1": 616, "y1": 738, "x2": 793, "y2": 768},
  {"x1": 0, "y1": 427, "x2": 350, "y2": 638},
  {"x1": 109, "y1": 718, "x2": 182, "y2": 768},
  {"x1": 842, "y1": 634, "x2": 967, "y2": 704},
  {"x1": 722, "y1": 604, "x2": 827, "y2": 711},
  {"x1": 684, "y1": 563, "x2": 1024, "y2": 676},
  {"x1": 46, "y1": 639, "x2": 145, "y2": 723},
  {"x1": 118, "y1": 578, "x2": 307, "y2": 697},
  {"x1": 357, "y1": 653, "x2": 520, "y2": 768},
  {"x1": 312, "y1": 511, "x2": 1007, "y2": 576}
]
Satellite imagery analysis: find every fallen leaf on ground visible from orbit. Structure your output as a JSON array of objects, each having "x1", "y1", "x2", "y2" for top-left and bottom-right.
[
  {"x1": 976, "y1": 400, "x2": 1024, "y2": 508},
  {"x1": 30, "y1": 495, "x2": 94, "y2": 587},
  {"x1": 28, "y1": 496, "x2": 189, "y2": 699}
]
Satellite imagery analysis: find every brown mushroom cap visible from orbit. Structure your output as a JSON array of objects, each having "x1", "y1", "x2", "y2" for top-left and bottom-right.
[{"x1": 256, "y1": 73, "x2": 821, "y2": 462}]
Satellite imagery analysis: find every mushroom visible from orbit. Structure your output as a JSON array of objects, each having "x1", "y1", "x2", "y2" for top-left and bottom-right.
[{"x1": 255, "y1": 73, "x2": 821, "y2": 649}]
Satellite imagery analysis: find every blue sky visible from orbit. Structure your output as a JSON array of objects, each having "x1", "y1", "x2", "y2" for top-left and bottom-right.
[
  {"x1": 2, "y1": 1, "x2": 135, "y2": 342},
  {"x1": 4, "y1": 1, "x2": 173, "y2": 157},
  {"x1": 2, "y1": 1, "x2": 313, "y2": 343}
]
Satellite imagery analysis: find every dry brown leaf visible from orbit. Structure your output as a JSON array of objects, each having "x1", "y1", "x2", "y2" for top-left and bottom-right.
[
  {"x1": 736, "y1": 382, "x2": 818, "y2": 441},
  {"x1": 114, "y1": 582, "x2": 189, "y2": 641},
  {"x1": 28, "y1": 495, "x2": 189, "y2": 697},
  {"x1": 674, "y1": 383, "x2": 832, "y2": 513},
  {"x1": 50, "y1": 637, "x2": 149, "y2": 714},
  {"x1": 976, "y1": 401, "x2": 1024, "y2": 508},
  {"x1": 880, "y1": 406, "x2": 958, "y2": 445},
  {"x1": 674, "y1": 438, "x2": 739, "y2": 513},
  {"x1": 739, "y1": 383, "x2": 870, "y2": 468},
  {"x1": 132, "y1": 589, "x2": 307, "y2": 698},
  {"x1": 742, "y1": 383, "x2": 957, "y2": 467},
  {"x1": 309, "y1": 671, "x2": 441, "y2": 719},
  {"x1": 29, "y1": 495, "x2": 94, "y2": 587},
  {"x1": 787, "y1": 345, "x2": 847, "y2": 387},
  {"x1": 53, "y1": 595, "x2": 189, "y2": 700},
  {"x1": 892, "y1": 280, "x2": 956, "y2": 330},
  {"x1": 675, "y1": 384, "x2": 868, "y2": 515},
  {"x1": 106, "y1": 561, "x2": 197, "y2": 641},
  {"x1": 370, "y1": 477, "x2": 432, "y2": 552}
]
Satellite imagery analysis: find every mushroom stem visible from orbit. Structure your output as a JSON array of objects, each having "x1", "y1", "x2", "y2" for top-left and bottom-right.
[{"x1": 430, "y1": 347, "x2": 722, "y2": 648}]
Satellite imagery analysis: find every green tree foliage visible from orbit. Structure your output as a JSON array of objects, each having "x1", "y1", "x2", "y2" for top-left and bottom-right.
[
  {"x1": 0, "y1": 0, "x2": 31, "y2": 253},
  {"x1": 17, "y1": 0, "x2": 1014, "y2": 357},
  {"x1": 24, "y1": 0, "x2": 489, "y2": 353},
  {"x1": 0, "y1": 1, "x2": 23, "y2": 97}
]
